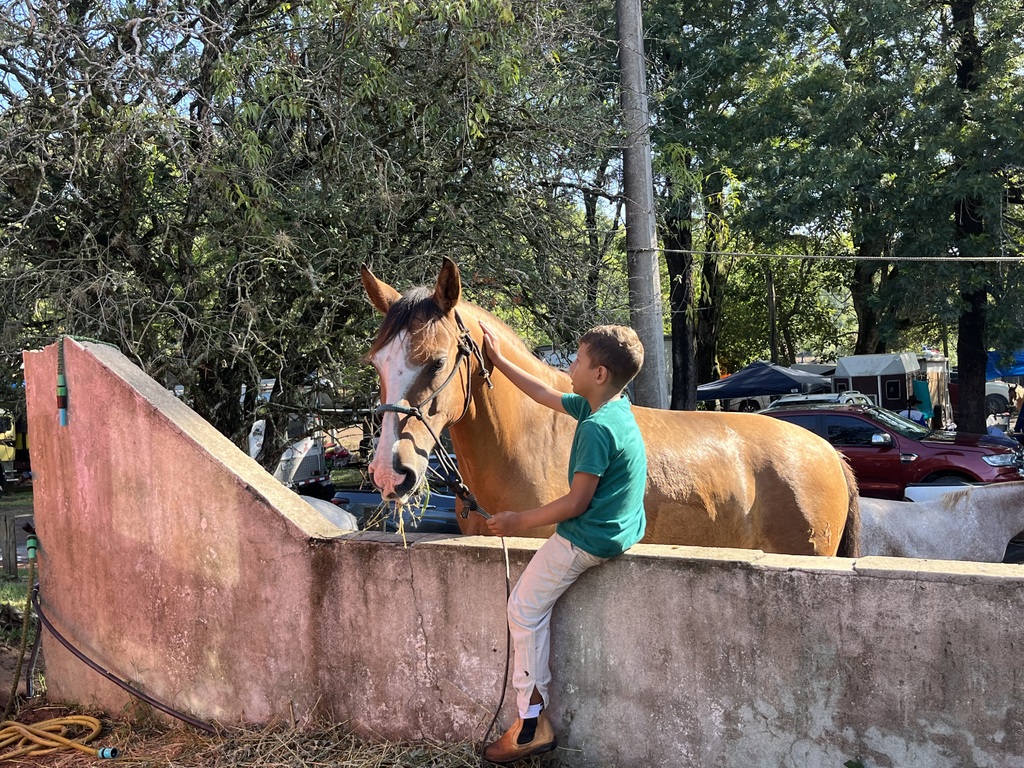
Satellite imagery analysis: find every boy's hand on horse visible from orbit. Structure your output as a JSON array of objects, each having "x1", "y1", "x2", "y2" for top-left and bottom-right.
[
  {"x1": 479, "y1": 321, "x2": 503, "y2": 360},
  {"x1": 487, "y1": 476, "x2": 599, "y2": 536},
  {"x1": 479, "y1": 320, "x2": 567, "y2": 414}
]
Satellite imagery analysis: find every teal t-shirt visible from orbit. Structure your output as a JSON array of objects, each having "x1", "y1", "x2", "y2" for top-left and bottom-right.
[{"x1": 557, "y1": 393, "x2": 647, "y2": 558}]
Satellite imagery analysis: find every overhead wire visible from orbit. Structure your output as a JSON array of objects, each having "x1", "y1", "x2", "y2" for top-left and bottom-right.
[{"x1": 629, "y1": 246, "x2": 1024, "y2": 262}]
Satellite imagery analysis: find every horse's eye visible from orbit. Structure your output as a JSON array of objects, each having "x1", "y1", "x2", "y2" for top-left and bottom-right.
[{"x1": 431, "y1": 358, "x2": 447, "y2": 374}]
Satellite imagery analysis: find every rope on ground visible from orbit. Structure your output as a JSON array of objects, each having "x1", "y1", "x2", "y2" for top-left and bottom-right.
[{"x1": 0, "y1": 714, "x2": 117, "y2": 760}]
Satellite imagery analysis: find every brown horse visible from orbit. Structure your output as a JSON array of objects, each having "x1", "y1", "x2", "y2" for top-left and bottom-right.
[{"x1": 362, "y1": 258, "x2": 860, "y2": 557}]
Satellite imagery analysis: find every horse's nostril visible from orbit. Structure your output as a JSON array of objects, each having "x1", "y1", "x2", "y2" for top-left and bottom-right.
[{"x1": 394, "y1": 476, "x2": 418, "y2": 498}]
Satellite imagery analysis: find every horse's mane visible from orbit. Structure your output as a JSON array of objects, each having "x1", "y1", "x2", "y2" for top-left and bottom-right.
[
  {"x1": 458, "y1": 302, "x2": 569, "y2": 380},
  {"x1": 367, "y1": 286, "x2": 557, "y2": 376},
  {"x1": 940, "y1": 479, "x2": 1024, "y2": 511},
  {"x1": 367, "y1": 287, "x2": 444, "y2": 358}
]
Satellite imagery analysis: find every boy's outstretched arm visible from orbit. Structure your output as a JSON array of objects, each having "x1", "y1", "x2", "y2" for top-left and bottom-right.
[
  {"x1": 486, "y1": 472, "x2": 599, "y2": 536},
  {"x1": 480, "y1": 321, "x2": 567, "y2": 413}
]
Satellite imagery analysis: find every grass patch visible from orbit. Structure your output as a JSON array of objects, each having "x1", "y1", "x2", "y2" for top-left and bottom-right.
[
  {"x1": 331, "y1": 467, "x2": 370, "y2": 488},
  {"x1": 0, "y1": 487, "x2": 33, "y2": 516},
  {"x1": 0, "y1": 568, "x2": 33, "y2": 647},
  {"x1": 0, "y1": 573, "x2": 29, "y2": 607}
]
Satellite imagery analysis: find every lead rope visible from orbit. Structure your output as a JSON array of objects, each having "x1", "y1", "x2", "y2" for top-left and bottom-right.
[
  {"x1": 476, "y1": 538, "x2": 512, "y2": 766},
  {"x1": 384, "y1": 430, "x2": 511, "y2": 760},
  {"x1": 372, "y1": 319, "x2": 512, "y2": 759}
]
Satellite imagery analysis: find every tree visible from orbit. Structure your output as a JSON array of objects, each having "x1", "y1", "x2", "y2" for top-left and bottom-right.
[
  {"x1": 0, "y1": 0, "x2": 624, "y2": 457},
  {"x1": 648, "y1": 0, "x2": 1024, "y2": 430}
]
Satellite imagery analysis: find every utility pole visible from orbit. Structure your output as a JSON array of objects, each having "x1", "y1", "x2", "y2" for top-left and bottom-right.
[{"x1": 617, "y1": 0, "x2": 668, "y2": 409}]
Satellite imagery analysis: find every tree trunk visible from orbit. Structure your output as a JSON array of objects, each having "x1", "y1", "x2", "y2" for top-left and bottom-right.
[
  {"x1": 695, "y1": 255, "x2": 726, "y2": 385},
  {"x1": 957, "y1": 282, "x2": 988, "y2": 434},
  {"x1": 851, "y1": 261, "x2": 883, "y2": 354},
  {"x1": 664, "y1": 193, "x2": 696, "y2": 411},
  {"x1": 765, "y1": 263, "x2": 778, "y2": 363},
  {"x1": 950, "y1": 0, "x2": 988, "y2": 435},
  {"x1": 695, "y1": 171, "x2": 727, "y2": 388}
]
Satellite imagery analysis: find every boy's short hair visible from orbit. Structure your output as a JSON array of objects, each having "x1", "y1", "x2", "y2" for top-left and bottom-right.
[{"x1": 579, "y1": 325, "x2": 645, "y2": 391}]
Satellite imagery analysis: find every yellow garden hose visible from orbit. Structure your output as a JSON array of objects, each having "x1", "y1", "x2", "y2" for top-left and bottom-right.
[{"x1": 0, "y1": 714, "x2": 118, "y2": 760}]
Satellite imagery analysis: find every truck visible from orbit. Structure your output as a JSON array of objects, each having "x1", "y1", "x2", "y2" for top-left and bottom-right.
[{"x1": 947, "y1": 369, "x2": 1012, "y2": 417}]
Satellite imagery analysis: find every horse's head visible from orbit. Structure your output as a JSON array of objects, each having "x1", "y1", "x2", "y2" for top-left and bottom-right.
[{"x1": 361, "y1": 258, "x2": 479, "y2": 502}]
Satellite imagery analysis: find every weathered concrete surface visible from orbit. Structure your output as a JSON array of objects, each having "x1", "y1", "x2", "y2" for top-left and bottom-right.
[
  {"x1": 24, "y1": 340, "x2": 1024, "y2": 767},
  {"x1": 25, "y1": 339, "x2": 346, "y2": 723}
]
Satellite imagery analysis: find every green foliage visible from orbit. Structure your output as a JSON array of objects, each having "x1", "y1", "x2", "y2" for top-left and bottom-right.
[
  {"x1": 0, "y1": 0, "x2": 622, "y2": 453},
  {"x1": 717, "y1": 254, "x2": 856, "y2": 372},
  {"x1": 2, "y1": 0, "x2": 1022, "y2": 429},
  {"x1": 0, "y1": 569, "x2": 31, "y2": 648},
  {"x1": 646, "y1": 0, "x2": 1024, "y2": 381}
]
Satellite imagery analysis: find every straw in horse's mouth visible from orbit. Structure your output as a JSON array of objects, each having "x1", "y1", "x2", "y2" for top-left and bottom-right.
[{"x1": 388, "y1": 490, "x2": 434, "y2": 543}]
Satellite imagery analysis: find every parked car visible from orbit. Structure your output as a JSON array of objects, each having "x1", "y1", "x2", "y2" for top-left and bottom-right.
[
  {"x1": 331, "y1": 486, "x2": 460, "y2": 533},
  {"x1": 761, "y1": 391, "x2": 873, "y2": 410},
  {"x1": 722, "y1": 395, "x2": 774, "y2": 412},
  {"x1": 761, "y1": 403, "x2": 1024, "y2": 499},
  {"x1": 948, "y1": 368, "x2": 1012, "y2": 416}
]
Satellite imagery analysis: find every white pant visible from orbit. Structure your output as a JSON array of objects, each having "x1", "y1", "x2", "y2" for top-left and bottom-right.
[{"x1": 507, "y1": 533, "x2": 607, "y2": 717}]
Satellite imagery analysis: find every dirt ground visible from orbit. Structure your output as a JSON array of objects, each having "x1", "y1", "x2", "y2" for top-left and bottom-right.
[{"x1": 0, "y1": 639, "x2": 30, "y2": 701}]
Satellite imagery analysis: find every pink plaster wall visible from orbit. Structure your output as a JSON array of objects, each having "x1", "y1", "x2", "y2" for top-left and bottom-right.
[{"x1": 25, "y1": 339, "x2": 343, "y2": 724}]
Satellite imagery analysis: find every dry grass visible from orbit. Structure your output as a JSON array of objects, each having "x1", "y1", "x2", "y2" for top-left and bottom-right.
[
  {"x1": 109, "y1": 720, "x2": 484, "y2": 768},
  {"x1": 0, "y1": 701, "x2": 556, "y2": 768}
]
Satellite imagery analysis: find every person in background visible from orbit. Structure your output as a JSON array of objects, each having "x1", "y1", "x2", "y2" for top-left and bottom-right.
[
  {"x1": 902, "y1": 396, "x2": 928, "y2": 425},
  {"x1": 1012, "y1": 385, "x2": 1024, "y2": 433}
]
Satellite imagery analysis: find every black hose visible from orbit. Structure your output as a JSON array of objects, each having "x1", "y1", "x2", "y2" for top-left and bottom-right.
[
  {"x1": 25, "y1": 612, "x2": 41, "y2": 698},
  {"x1": 31, "y1": 585, "x2": 217, "y2": 734}
]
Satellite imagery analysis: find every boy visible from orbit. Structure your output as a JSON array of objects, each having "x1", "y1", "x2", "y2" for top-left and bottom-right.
[{"x1": 478, "y1": 322, "x2": 648, "y2": 764}]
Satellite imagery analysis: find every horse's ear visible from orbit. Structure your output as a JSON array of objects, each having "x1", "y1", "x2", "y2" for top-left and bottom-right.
[
  {"x1": 361, "y1": 263, "x2": 402, "y2": 315},
  {"x1": 433, "y1": 257, "x2": 462, "y2": 314}
]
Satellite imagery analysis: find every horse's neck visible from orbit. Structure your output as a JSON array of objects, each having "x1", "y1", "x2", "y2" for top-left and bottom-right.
[
  {"x1": 459, "y1": 302, "x2": 570, "y2": 399},
  {"x1": 448, "y1": 304, "x2": 571, "y2": 485}
]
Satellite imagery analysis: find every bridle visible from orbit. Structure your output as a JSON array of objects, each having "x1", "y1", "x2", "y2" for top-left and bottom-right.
[
  {"x1": 374, "y1": 306, "x2": 512, "y2": 755},
  {"x1": 374, "y1": 310, "x2": 493, "y2": 519}
]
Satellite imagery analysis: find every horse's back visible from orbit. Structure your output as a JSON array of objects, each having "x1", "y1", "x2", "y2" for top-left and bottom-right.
[{"x1": 633, "y1": 409, "x2": 853, "y2": 555}]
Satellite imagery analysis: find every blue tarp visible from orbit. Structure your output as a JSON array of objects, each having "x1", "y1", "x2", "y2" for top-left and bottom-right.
[
  {"x1": 987, "y1": 351, "x2": 1024, "y2": 379},
  {"x1": 911, "y1": 379, "x2": 934, "y2": 419},
  {"x1": 696, "y1": 361, "x2": 832, "y2": 400}
]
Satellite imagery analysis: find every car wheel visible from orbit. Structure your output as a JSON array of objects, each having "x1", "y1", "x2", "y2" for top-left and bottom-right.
[
  {"x1": 920, "y1": 472, "x2": 973, "y2": 486},
  {"x1": 739, "y1": 400, "x2": 759, "y2": 413},
  {"x1": 986, "y1": 394, "x2": 1008, "y2": 416}
]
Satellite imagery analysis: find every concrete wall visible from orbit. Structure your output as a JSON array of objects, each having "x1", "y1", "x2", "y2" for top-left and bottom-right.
[{"x1": 24, "y1": 340, "x2": 1024, "y2": 767}]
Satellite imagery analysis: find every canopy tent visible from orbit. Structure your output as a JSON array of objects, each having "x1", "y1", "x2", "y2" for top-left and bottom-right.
[
  {"x1": 696, "y1": 361, "x2": 832, "y2": 401},
  {"x1": 987, "y1": 351, "x2": 1024, "y2": 379}
]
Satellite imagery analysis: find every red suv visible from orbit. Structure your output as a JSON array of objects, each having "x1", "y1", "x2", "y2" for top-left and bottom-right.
[{"x1": 762, "y1": 403, "x2": 1024, "y2": 499}]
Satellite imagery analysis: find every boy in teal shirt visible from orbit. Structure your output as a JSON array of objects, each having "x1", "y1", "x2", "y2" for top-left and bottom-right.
[{"x1": 478, "y1": 322, "x2": 647, "y2": 764}]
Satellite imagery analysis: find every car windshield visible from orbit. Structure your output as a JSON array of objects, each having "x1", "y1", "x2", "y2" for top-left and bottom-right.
[{"x1": 867, "y1": 406, "x2": 932, "y2": 439}]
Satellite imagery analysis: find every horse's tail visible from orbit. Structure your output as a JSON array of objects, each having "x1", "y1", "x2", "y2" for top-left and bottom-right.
[{"x1": 837, "y1": 456, "x2": 861, "y2": 558}]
